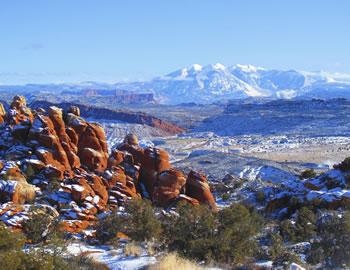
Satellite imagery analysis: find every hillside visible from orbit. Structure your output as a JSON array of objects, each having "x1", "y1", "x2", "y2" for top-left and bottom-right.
[{"x1": 30, "y1": 100, "x2": 185, "y2": 135}]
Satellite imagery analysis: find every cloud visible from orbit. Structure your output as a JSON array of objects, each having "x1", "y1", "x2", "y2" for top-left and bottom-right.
[{"x1": 20, "y1": 43, "x2": 44, "y2": 51}]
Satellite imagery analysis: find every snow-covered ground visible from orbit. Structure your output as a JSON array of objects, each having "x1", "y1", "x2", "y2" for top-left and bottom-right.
[
  {"x1": 142, "y1": 133, "x2": 350, "y2": 168},
  {"x1": 67, "y1": 242, "x2": 156, "y2": 270},
  {"x1": 91, "y1": 117, "x2": 350, "y2": 269}
]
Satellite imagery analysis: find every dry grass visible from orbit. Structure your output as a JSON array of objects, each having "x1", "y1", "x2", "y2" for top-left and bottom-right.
[
  {"x1": 146, "y1": 241, "x2": 156, "y2": 256},
  {"x1": 148, "y1": 253, "x2": 204, "y2": 270},
  {"x1": 123, "y1": 242, "x2": 142, "y2": 257},
  {"x1": 67, "y1": 254, "x2": 109, "y2": 270}
]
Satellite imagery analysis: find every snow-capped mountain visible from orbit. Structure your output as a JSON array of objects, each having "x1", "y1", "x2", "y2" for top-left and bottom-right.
[
  {"x1": 115, "y1": 63, "x2": 350, "y2": 104},
  {"x1": 2, "y1": 64, "x2": 350, "y2": 104}
]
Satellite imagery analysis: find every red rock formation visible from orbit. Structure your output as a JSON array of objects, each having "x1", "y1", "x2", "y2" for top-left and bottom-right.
[
  {"x1": 186, "y1": 170, "x2": 217, "y2": 211},
  {"x1": 105, "y1": 166, "x2": 127, "y2": 187},
  {"x1": 70, "y1": 177, "x2": 96, "y2": 203},
  {"x1": 0, "y1": 162, "x2": 27, "y2": 182},
  {"x1": 177, "y1": 194, "x2": 200, "y2": 206},
  {"x1": 152, "y1": 168, "x2": 186, "y2": 207},
  {"x1": 117, "y1": 140, "x2": 144, "y2": 165},
  {"x1": 67, "y1": 105, "x2": 80, "y2": 116},
  {"x1": 139, "y1": 147, "x2": 172, "y2": 198},
  {"x1": 87, "y1": 174, "x2": 109, "y2": 210},
  {"x1": 61, "y1": 220, "x2": 90, "y2": 233},
  {"x1": 0, "y1": 103, "x2": 6, "y2": 124},
  {"x1": 6, "y1": 95, "x2": 33, "y2": 126},
  {"x1": 0, "y1": 97, "x2": 219, "y2": 235},
  {"x1": 0, "y1": 180, "x2": 36, "y2": 204},
  {"x1": 28, "y1": 113, "x2": 73, "y2": 179},
  {"x1": 66, "y1": 113, "x2": 108, "y2": 172},
  {"x1": 48, "y1": 107, "x2": 81, "y2": 169},
  {"x1": 107, "y1": 149, "x2": 125, "y2": 169}
]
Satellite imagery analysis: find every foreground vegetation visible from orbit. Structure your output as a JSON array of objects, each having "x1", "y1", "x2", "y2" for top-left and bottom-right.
[
  {"x1": 3, "y1": 194, "x2": 350, "y2": 269},
  {"x1": 0, "y1": 213, "x2": 107, "y2": 270},
  {"x1": 96, "y1": 196, "x2": 350, "y2": 269}
]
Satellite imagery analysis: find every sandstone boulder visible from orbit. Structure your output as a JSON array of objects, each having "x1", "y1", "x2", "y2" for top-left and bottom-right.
[
  {"x1": 152, "y1": 168, "x2": 186, "y2": 207},
  {"x1": 29, "y1": 115, "x2": 73, "y2": 179},
  {"x1": 186, "y1": 170, "x2": 217, "y2": 211},
  {"x1": 87, "y1": 174, "x2": 109, "y2": 210},
  {"x1": 117, "y1": 143, "x2": 144, "y2": 165},
  {"x1": 124, "y1": 133, "x2": 139, "y2": 146},
  {"x1": 7, "y1": 96, "x2": 33, "y2": 125},
  {"x1": 70, "y1": 177, "x2": 95, "y2": 203},
  {"x1": 107, "y1": 149, "x2": 124, "y2": 169},
  {"x1": 0, "y1": 103, "x2": 6, "y2": 124},
  {"x1": 67, "y1": 105, "x2": 80, "y2": 116},
  {"x1": 61, "y1": 220, "x2": 90, "y2": 233},
  {"x1": 139, "y1": 147, "x2": 171, "y2": 197},
  {"x1": 66, "y1": 113, "x2": 108, "y2": 172},
  {"x1": 0, "y1": 180, "x2": 36, "y2": 204},
  {"x1": 0, "y1": 162, "x2": 27, "y2": 182},
  {"x1": 104, "y1": 166, "x2": 127, "y2": 188}
]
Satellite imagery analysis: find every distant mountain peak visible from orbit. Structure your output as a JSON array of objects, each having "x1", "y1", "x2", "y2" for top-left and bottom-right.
[
  {"x1": 211, "y1": 63, "x2": 226, "y2": 71},
  {"x1": 233, "y1": 64, "x2": 265, "y2": 73},
  {"x1": 127, "y1": 64, "x2": 350, "y2": 104},
  {"x1": 189, "y1": 63, "x2": 203, "y2": 72}
]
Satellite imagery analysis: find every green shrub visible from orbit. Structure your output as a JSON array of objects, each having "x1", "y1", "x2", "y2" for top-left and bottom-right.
[
  {"x1": 65, "y1": 254, "x2": 109, "y2": 270},
  {"x1": 0, "y1": 222, "x2": 25, "y2": 251},
  {"x1": 96, "y1": 211, "x2": 123, "y2": 244},
  {"x1": 163, "y1": 202, "x2": 263, "y2": 264},
  {"x1": 300, "y1": 169, "x2": 317, "y2": 179},
  {"x1": 22, "y1": 206, "x2": 61, "y2": 244},
  {"x1": 272, "y1": 251, "x2": 302, "y2": 268},
  {"x1": 256, "y1": 191, "x2": 266, "y2": 203},
  {"x1": 276, "y1": 205, "x2": 317, "y2": 243},
  {"x1": 215, "y1": 204, "x2": 263, "y2": 264},
  {"x1": 1, "y1": 220, "x2": 105, "y2": 270},
  {"x1": 313, "y1": 211, "x2": 350, "y2": 267},
  {"x1": 324, "y1": 176, "x2": 342, "y2": 189},
  {"x1": 221, "y1": 193, "x2": 230, "y2": 201},
  {"x1": 232, "y1": 179, "x2": 246, "y2": 189},
  {"x1": 162, "y1": 202, "x2": 217, "y2": 262},
  {"x1": 334, "y1": 157, "x2": 350, "y2": 171},
  {"x1": 0, "y1": 222, "x2": 64, "y2": 270},
  {"x1": 279, "y1": 219, "x2": 296, "y2": 242},
  {"x1": 96, "y1": 199, "x2": 162, "y2": 244},
  {"x1": 268, "y1": 232, "x2": 302, "y2": 268},
  {"x1": 307, "y1": 244, "x2": 325, "y2": 265},
  {"x1": 124, "y1": 199, "x2": 162, "y2": 242},
  {"x1": 21, "y1": 249, "x2": 56, "y2": 270},
  {"x1": 295, "y1": 207, "x2": 316, "y2": 241},
  {"x1": 269, "y1": 233, "x2": 285, "y2": 261}
]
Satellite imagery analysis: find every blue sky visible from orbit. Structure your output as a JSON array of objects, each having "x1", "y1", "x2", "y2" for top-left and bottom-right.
[{"x1": 1, "y1": 0, "x2": 349, "y2": 84}]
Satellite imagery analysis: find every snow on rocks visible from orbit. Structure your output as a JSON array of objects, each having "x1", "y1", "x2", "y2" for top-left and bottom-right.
[{"x1": 0, "y1": 96, "x2": 216, "y2": 236}]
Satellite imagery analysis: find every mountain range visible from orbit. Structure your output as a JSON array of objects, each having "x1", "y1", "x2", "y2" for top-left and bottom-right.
[
  {"x1": 1, "y1": 64, "x2": 350, "y2": 104},
  {"x1": 116, "y1": 64, "x2": 350, "y2": 103}
]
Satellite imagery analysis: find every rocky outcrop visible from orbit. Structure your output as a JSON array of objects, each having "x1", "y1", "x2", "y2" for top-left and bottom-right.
[
  {"x1": 7, "y1": 95, "x2": 33, "y2": 126},
  {"x1": 152, "y1": 168, "x2": 186, "y2": 207},
  {"x1": 138, "y1": 147, "x2": 172, "y2": 197},
  {"x1": 186, "y1": 170, "x2": 218, "y2": 211},
  {"x1": 107, "y1": 149, "x2": 125, "y2": 169},
  {"x1": 0, "y1": 103, "x2": 6, "y2": 124},
  {"x1": 28, "y1": 109, "x2": 77, "y2": 179},
  {"x1": 0, "y1": 96, "x2": 216, "y2": 235},
  {"x1": 65, "y1": 111, "x2": 108, "y2": 172},
  {"x1": 0, "y1": 180, "x2": 36, "y2": 204}
]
